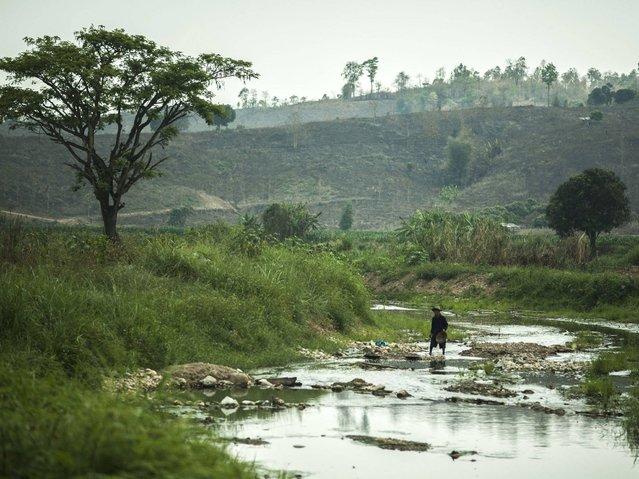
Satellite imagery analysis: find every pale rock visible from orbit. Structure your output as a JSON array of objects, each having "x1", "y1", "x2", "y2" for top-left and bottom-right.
[
  {"x1": 199, "y1": 375, "x2": 218, "y2": 388},
  {"x1": 220, "y1": 396, "x2": 239, "y2": 408}
]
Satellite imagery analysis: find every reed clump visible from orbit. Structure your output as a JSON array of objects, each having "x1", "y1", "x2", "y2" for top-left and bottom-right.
[{"x1": 397, "y1": 210, "x2": 590, "y2": 267}]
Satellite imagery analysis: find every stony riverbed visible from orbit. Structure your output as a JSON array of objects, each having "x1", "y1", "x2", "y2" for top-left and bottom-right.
[{"x1": 163, "y1": 317, "x2": 637, "y2": 479}]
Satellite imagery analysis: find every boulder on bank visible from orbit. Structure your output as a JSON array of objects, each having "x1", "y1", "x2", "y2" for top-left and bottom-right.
[{"x1": 168, "y1": 363, "x2": 252, "y2": 388}]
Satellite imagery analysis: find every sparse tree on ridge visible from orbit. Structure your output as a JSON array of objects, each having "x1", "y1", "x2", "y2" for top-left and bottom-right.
[
  {"x1": 342, "y1": 61, "x2": 364, "y2": 100},
  {"x1": 238, "y1": 87, "x2": 250, "y2": 108},
  {"x1": 587, "y1": 67, "x2": 602, "y2": 86},
  {"x1": 0, "y1": 26, "x2": 257, "y2": 240},
  {"x1": 561, "y1": 68, "x2": 580, "y2": 87},
  {"x1": 505, "y1": 56, "x2": 527, "y2": 86},
  {"x1": 541, "y1": 62, "x2": 559, "y2": 106},
  {"x1": 363, "y1": 57, "x2": 379, "y2": 95},
  {"x1": 395, "y1": 71, "x2": 410, "y2": 91}
]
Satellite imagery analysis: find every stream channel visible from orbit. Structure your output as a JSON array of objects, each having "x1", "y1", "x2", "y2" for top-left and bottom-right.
[{"x1": 171, "y1": 315, "x2": 637, "y2": 478}]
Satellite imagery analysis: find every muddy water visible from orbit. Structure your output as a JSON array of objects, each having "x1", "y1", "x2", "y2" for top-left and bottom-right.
[{"x1": 190, "y1": 322, "x2": 637, "y2": 478}]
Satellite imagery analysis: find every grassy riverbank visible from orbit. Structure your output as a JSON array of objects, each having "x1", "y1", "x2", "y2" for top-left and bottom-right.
[
  {"x1": 2, "y1": 217, "x2": 639, "y2": 475},
  {"x1": 0, "y1": 221, "x2": 371, "y2": 477},
  {"x1": 323, "y1": 229, "x2": 639, "y2": 323}
]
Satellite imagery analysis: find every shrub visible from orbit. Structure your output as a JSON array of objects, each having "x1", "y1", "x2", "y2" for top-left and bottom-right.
[
  {"x1": 590, "y1": 110, "x2": 603, "y2": 121},
  {"x1": 614, "y1": 88, "x2": 636, "y2": 104},
  {"x1": 624, "y1": 245, "x2": 639, "y2": 266},
  {"x1": 339, "y1": 203, "x2": 354, "y2": 230},
  {"x1": 262, "y1": 203, "x2": 320, "y2": 240},
  {"x1": 167, "y1": 206, "x2": 194, "y2": 227}
]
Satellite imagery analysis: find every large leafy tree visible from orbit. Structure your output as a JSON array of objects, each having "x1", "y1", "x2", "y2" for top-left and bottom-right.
[
  {"x1": 0, "y1": 26, "x2": 257, "y2": 240},
  {"x1": 546, "y1": 168, "x2": 630, "y2": 256}
]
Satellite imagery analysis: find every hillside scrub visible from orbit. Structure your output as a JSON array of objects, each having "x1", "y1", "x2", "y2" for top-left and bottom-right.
[{"x1": 3, "y1": 105, "x2": 639, "y2": 231}]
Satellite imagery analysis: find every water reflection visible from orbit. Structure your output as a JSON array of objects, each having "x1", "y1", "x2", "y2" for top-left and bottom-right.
[{"x1": 195, "y1": 320, "x2": 637, "y2": 478}]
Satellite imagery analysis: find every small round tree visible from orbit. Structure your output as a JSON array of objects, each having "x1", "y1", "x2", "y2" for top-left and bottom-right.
[
  {"x1": 339, "y1": 203, "x2": 353, "y2": 230},
  {"x1": 546, "y1": 168, "x2": 630, "y2": 256}
]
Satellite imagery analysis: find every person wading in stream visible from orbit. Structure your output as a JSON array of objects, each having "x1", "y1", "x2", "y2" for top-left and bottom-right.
[{"x1": 429, "y1": 307, "x2": 448, "y2": 356}]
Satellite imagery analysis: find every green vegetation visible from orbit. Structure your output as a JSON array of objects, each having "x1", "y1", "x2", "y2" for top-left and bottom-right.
[
  {"x1": 350, "y1": 310, "x2": 467, "y2": 344},
  {"x1": 580, "y1": 377, "x2": 619, "y2": 410},
  {"x1": 167, "y1": 206, "x2": 194, "y2": 227},
  {"x1": 1, "y1": 223, "x2": 370, "y2": 376},
  {"x1": 339, "y1": 203, "x2": 354, "y2": 230},
  {"x1": 397, "y1": 210, "x2": 591, "y2": 267},
  {"x1": 569, "y1": 330, "x2": 603, "y2": 350},
  {"x1": 0, "y1": 220, "x2": 371, "y2": 476},
  {"x1": 624, "y1": 387, "x2": 639, "y2": 458},
  {"x1": 262, "y1": 202, "x2": 320, "y2": 240},
  {"x1": 0, "y1": 365, "x2": 254, "y2": 478},
  {"x1": 316, "y1": 225, "x2": 639, "y2": 322},
  {"x1": 546, "y1": 169, "x2": 631, "y2": 255},
  {"x1": 589, "y1": 351, "x2": 629, "y2": 376}
]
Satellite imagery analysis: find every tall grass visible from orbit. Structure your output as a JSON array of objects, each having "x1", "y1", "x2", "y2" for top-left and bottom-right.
[
  {"x1": 0, "y1": 362, "x2": 255, "y2": 478},
  {"x1": 397, "y1": 210, "x2": 590, "y2": 267},
  {"x1": 0, "y1": 226, "x2": 370, "y2": 380},
  {"x1": 0, "y1": 222, "x2": 372, "y2": 476},
  {"x1": 397, "y1": 210, "x2": 510, "y2": 264}
]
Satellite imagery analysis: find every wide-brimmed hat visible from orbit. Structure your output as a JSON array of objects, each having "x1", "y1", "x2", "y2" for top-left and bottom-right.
[{"x1": 431, "y1": 306, "x2": 442, "y2": 312}]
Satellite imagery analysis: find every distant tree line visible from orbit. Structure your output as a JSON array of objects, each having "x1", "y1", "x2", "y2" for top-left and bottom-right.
[{"x1": 238, "y1": 57, "x2": 639, "y2": 113}]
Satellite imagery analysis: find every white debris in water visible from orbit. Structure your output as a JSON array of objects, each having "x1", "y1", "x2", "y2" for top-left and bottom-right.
[
  {"x1": 371, "y1": 304, "x2": 420, "y2": 311},
  {"x1": 609, "y1": 370, "x2": 632, "y2": 377}
]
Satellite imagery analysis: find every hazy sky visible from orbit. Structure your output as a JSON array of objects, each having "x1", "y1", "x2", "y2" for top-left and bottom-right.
[{"x1": 1, "y1": 0, "x2": 638, "y2": 104}]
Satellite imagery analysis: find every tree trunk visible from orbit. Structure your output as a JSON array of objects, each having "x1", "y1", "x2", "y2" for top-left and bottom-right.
[
  {"x1": 100, "y1": 202, "x2": 119, "y2": 242},
  {"x1": 587, "y1": 231, "x2": 598, "y2": 258}
]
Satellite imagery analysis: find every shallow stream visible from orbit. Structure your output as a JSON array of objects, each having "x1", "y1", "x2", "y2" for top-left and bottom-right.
[{"x1": 177, "y1": 320, "x2": 637, "y2": 478}]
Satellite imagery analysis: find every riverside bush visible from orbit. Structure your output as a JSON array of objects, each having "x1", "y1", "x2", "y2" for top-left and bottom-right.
[{"x1": 397, "y1": 210, "x2": 591, "y2": 267}]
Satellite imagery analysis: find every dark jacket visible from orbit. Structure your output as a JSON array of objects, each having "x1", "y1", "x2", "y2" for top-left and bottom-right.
[{"x1": 430, "y1": 314, "x2": 448, "y2": 337}]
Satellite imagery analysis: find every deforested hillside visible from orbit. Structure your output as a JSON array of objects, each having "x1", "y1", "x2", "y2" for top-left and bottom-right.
[{"x1": 1, "y1": 104, "x2": 638, "y2": 229}]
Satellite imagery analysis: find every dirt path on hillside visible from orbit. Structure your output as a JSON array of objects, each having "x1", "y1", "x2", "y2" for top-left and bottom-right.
[{"x1": 1, "y1": 191, "x2": 237, "y2": 224}]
